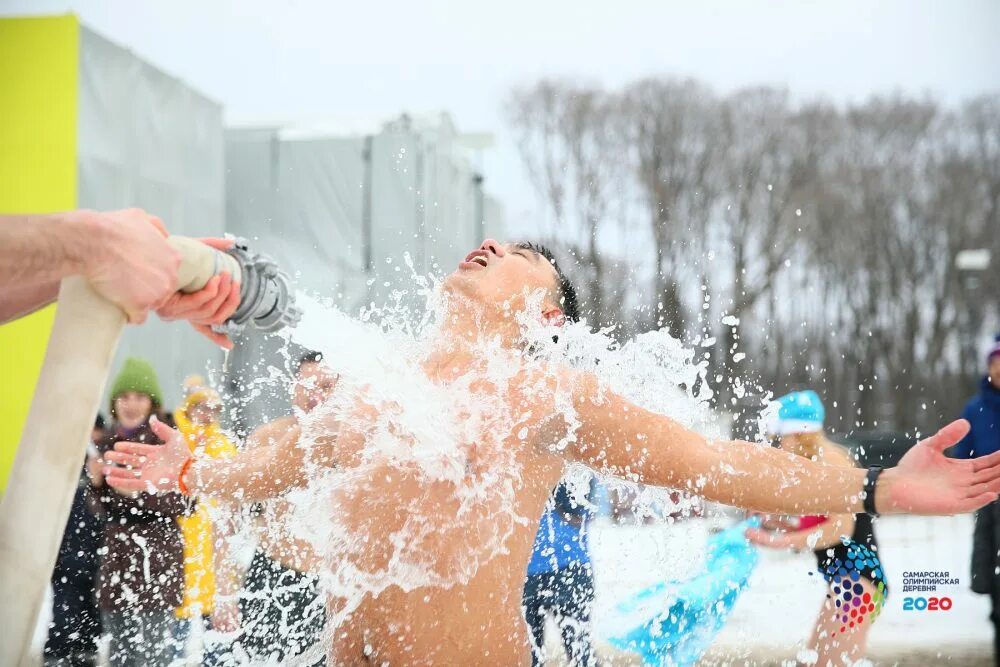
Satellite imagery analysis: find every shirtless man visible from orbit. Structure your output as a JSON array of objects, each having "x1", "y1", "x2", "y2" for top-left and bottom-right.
[{"x1": 106, "y1": 239, "x2": 1000, "y2": 665}]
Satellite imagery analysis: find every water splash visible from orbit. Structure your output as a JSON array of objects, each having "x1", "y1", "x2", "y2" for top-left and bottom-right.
[{"x1": 214, "y1": 259, "x2": 769, "y2": 663}]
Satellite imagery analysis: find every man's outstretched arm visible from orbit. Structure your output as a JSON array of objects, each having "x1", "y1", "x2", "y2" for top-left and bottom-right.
[
  {"x1": 565, "y1": 375, "x2": 1000, "y2": 516},
  {"x1": 104, "y1": 416, "x2": 310, "y2": 501}
]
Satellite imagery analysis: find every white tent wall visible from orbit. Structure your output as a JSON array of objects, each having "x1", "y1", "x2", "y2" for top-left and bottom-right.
[
  {"x1": 224, "y1": 127, "x2": 372, "y2": 432},
  {"x1": 77, "y1": 26, "x2": 225, "y2": 412},
  {"x1": 371, "y1": 112, "x2": 492, "y2": 283}
]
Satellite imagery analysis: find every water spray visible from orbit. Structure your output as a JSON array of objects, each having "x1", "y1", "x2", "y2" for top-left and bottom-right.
[{"x1": 0, "y1": 236, "x2": 300, "y2": 667}]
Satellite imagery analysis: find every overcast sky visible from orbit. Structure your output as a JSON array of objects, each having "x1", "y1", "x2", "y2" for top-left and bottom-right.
[{"x1": 4, "y1": 0, "x2": 998, "y2": 234}]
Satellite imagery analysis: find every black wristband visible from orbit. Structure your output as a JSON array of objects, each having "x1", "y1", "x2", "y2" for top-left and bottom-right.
[{"x1": 862, "y1": 466, "x2": 884, "y2": 516}]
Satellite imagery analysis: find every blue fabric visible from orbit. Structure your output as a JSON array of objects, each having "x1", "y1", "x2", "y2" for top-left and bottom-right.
[
  {"x1": 604, "y1": 519, "x2": 760, "y2": 667},
  {"x1": 775, "y1": 390, "x2": 825, "y2": 427},
  {"x1": 527, "y1": 481, "x2": 595, "y2": 576},
  {"x1": 952, "y1": 377, "x2": 1000, "y2": 459}
]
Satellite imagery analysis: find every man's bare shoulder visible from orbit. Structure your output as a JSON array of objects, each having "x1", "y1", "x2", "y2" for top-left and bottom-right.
[
  {"x1": 506, "y1": 364, "x2": 605, "y2": 450},
  {"x1": 246, "y1": 415, "x2": 299, "y2": 449}
]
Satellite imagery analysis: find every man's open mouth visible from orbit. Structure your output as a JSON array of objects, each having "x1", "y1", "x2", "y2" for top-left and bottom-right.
[{"x1": 460, "y1": 249, "x2": 489, "y2": 269}]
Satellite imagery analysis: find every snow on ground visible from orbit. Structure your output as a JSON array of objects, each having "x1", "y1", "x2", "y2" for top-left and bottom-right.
[
  {"x1": 589, "y1": 514, "x2": 993, "y2": 665},
  {"x1": 30, "y1": 514, "x2": 992, "y2": 665}
]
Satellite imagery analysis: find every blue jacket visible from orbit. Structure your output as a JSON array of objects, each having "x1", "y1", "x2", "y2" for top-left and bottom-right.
[
  {"x1": 952, "y1": 377, "x2": 1000, "y2": 459},
  {"x1": 526, "y1": 479, "x2": 596, "y2": 576}
]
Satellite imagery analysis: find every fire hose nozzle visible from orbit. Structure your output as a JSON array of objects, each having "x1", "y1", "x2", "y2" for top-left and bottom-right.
[
  {"x1": 168, "y1": 236, "x2": 301, "y2": 337},
  {"x1": 216, "y1": 238, "x2": 302, "y2": 336}
]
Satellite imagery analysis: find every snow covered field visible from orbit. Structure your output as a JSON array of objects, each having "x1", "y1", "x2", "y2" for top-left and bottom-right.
[
  {"x1": 29, "y1": 514, "x2": 992, "y2": 665},
  {"x1": 589, "y1": 514, "x2": 993, "y2": 666}
]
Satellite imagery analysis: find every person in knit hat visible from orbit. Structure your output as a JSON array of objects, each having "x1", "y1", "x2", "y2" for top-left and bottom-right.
[
  {"x1": 88, "y1": 357, "x2": 188, "y2": 667},
  {"x1": 172, "y1": 375, "x2": 237, "y2": 661},
  {"x1": 952, "y1": 335, "x2": 1000, "y2": 664},
  {"x1": 107, "y1": 356, "x2": 163, "y2": 421}
]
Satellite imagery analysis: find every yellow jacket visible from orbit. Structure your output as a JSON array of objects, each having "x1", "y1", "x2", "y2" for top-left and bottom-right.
[{"x1": 174, "y1": 396, "x2": 237, "y2": 619}]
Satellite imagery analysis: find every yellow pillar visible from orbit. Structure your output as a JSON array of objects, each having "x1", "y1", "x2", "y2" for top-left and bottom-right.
[{"x1": 0, "y1": 15, "x2": 79, "y2": 493}]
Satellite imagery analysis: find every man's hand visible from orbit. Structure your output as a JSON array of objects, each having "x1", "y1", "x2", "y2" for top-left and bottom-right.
[
  {"x1": 75, "y1": 209, "x2": 181, "y2": 324},
  {"x1": 74, "y1": 210, "x2": 240, "y2": 346},
  {"x1": 155, "y1": 238, "x2": 242, "y2": 349},
  {"x1": 103, "y1": 416, "x2": 189, "y2": 494},
  {"x1": 880, "y1": 419, "x2": 1000, "y2": 514}
]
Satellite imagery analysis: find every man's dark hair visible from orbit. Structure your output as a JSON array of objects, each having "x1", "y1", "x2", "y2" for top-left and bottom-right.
[
  {"x1": 514, "y1": 242, "x2": 580, "y2": 323},
  {"x1": 296, "y1": 350, "x2": 324, "y2": 373}
]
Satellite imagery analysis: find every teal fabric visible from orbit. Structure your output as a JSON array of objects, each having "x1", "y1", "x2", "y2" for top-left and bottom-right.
[{"x1": 604, "y1": 518, "x2": 759, "y2": 666}]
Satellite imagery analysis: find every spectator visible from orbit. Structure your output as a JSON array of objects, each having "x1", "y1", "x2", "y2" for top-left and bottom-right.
[
  {"x1": 43, "y1": 416, "x2": 108, "y2": 667},
  {"x1": 88, "y1": 358, "x2": 189, "y2": 667},
  {"x1": 172, "y1": 376, "x2": 237, "y2": 663},
  {"x1": 523, "y1": 475, "x2": 598, "y2": 667},
  {"x1": 747, "y1": 390, "x2": 886, "y2": 667},
  {"x1": 952, "y1": 337, "x2": 1000, "y2": 665}
]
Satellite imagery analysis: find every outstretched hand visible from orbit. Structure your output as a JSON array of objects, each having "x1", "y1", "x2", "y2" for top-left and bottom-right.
[
  {"x1": 881, "y1": 419, "x2": 1000, "y2": 515},
  {"x1": 104, "y1": 416, "x2": 190, "y2": 495}
]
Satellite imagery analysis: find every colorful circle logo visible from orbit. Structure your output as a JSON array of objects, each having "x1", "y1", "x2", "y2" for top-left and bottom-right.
[{"x1": 816, "y1": 539, "x2": 887, "y2": 633}]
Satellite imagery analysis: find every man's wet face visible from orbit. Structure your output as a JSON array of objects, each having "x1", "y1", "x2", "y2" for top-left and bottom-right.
[
  {"x1": 294, "y1": 361, "x2": 338, "y2": 413},
  {"x1": 445, "y1": 239, "x2": 561, "y2": 318}
]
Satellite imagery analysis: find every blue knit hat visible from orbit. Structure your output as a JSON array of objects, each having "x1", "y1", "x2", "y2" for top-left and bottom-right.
[{"x1": 768, "y1": 390, "x2": 825, "y2": 436}]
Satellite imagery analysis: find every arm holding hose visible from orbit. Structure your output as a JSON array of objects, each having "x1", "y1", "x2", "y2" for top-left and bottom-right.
[{"x1": 0, "y1": 209, "x2": 240, "y2": 346}]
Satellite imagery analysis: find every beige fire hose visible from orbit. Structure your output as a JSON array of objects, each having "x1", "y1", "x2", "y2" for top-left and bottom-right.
[{"x1": 0, "y1": 238, "x2": 243, "y2": 667}]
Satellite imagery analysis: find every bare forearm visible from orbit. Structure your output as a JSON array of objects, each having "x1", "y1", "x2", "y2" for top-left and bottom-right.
[
  {"x1": 0, "y1": 212, "x2": 101, "y2": 286},
  {"x1": 188, "y1": 428, "x2": 306, "y2": 502},
  {"x1": 189, "y1": 447, "x2": 285, "y2": 502},
  {"x1": 0, "y1": 280, "x2": 59, "y2": 323},
  {"x1": 686, "y1": 439, "x2": 868, "y2": 515}
]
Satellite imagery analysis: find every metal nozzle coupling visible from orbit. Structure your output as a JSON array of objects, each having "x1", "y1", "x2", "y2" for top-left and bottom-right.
[{"x1": 213, "y1": 239, "x2": 302, "y2": 336}]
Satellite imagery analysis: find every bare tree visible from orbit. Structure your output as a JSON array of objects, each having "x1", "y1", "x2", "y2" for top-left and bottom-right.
[
  {"x1": 506, "y1": 79, "x2": 1000, "y2": 434},
  {"x1": 621, "y1": 78, "x2": 722, "y2": 339},
  {"x1": 507, "y1": 80, "x2": 626, "y2": 327}
]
